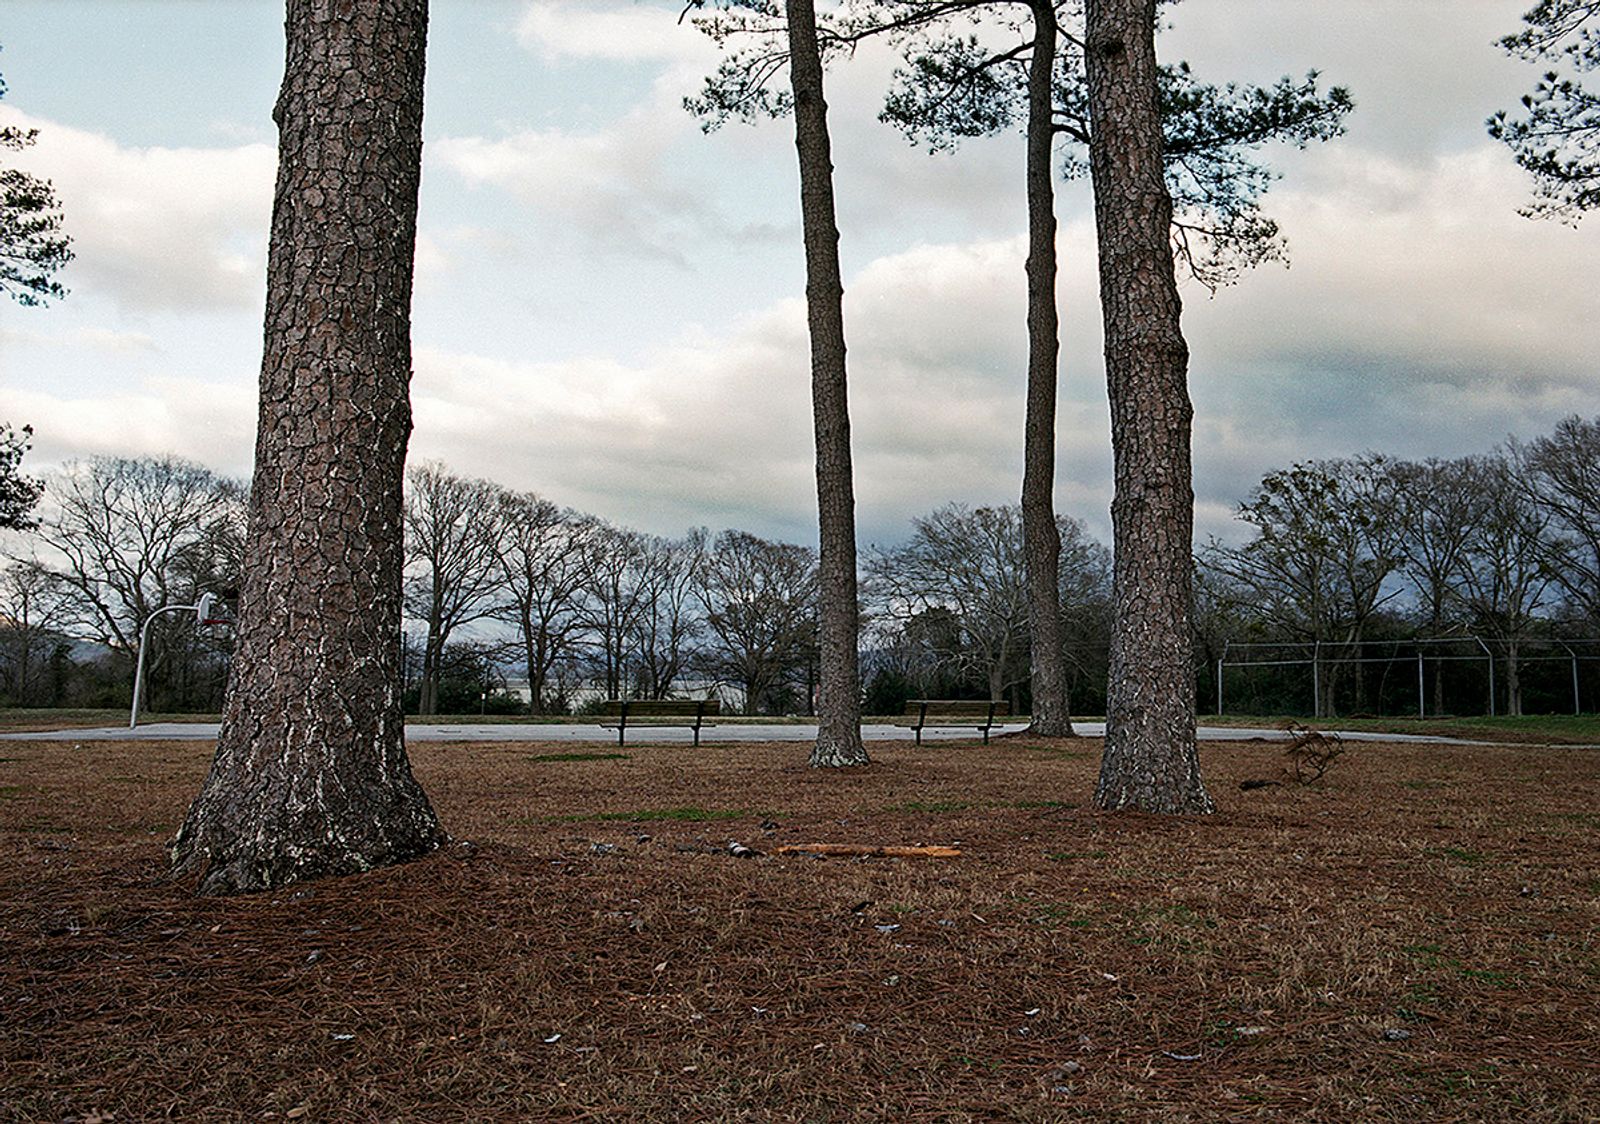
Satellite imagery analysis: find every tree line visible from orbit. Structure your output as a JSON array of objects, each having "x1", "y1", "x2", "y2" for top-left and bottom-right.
[
  {"x1": 1199, "y1": 415, "x2": 1600, "y2": 718},
  {"x1": 6, "y1": 411, "x2": 1595, "y2": 719},
  {"x1": 0, "y1": 454, "x2": 1112, "y2": 718}
]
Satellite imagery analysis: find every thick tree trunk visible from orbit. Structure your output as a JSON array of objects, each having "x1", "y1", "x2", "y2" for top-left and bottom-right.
[
  {"x1": 787, "y1": 0, "x2": 869, "y2": 768},
  {"x1": 171, "y1": 0, "x2": 445, "y2": 894},
  {"x1": 1021, "y1": 0, "x2": 1075, "y2": 739},
  {"x1": 1085, "y1": 0, "x2": 1213, "y2": 814}
]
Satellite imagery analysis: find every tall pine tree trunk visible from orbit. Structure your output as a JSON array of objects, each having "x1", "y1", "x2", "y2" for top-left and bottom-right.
[
  {"x1": 171, "y1": 0, "x2": 445, "y2": 893},
  {"x1": 788, "y1": 0, "x2": 869, "y2": 768},
  {"x1": 1021, "y1": 0, "x2": 1075, "y2": 738},
  {"x1": 1085, "y1": 0, "x2": 1213, "y2": 813}
]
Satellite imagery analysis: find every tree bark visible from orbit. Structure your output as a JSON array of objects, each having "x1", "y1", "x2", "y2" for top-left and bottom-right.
[
  {"x1": 1021, "y1": 0, "x2": 1075, "y2": 739},
  {"x1": 171, "y1": 0, "x2": 446, "y2": 893},
  {"x1": 787, "y1": 0, "x2": 869, "y2": 768},
  {"x1": 1085, "y1": 0, "x2": 1213, "y2": 813}
]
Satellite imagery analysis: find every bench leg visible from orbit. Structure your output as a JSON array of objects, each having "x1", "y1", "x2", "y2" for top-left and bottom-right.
[
  {"x1": 915, "y1": 726, "x2": 923, "y2": 746},
  {"x1": 693, "y1": 722, "x2": 701, "y2": 747}
]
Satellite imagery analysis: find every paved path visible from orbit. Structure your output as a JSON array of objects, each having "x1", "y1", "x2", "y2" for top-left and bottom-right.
[{"x1": 0, "y1": 721, "x2": 1491, "y2": 745}]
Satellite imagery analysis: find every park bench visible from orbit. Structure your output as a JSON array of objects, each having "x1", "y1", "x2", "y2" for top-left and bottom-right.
[
  {"x1": 598, "y1": 698, "x2": 721, "y2": 746},
  {"x1": 895, "y1": 699, "x2": 1011, "y2": 745}
]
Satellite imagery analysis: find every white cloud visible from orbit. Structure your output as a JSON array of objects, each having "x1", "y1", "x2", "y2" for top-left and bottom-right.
[
  {"x1": 402, "y1": 232, "x2": 1119, "y2": 545},
  {"x1": 432, "y1": 115, "x2": 712, "y2": 264},
  {"x1": 0, "y1": 324, "x2": 159, "y2": 355},
  {"x1": 516, "y1": 1, "x2": 719, "y2": 66},
  {"x1": 0, "y1": 376, "x2": 257, "y2": 479},
  {"x1": 0, "y1": 108, "x2": 273, "y2": 312}
]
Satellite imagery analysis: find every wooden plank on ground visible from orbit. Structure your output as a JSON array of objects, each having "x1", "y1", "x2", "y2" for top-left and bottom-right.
[{"x1": 774, "y1": 843, "x2": 962, "y2": 858}]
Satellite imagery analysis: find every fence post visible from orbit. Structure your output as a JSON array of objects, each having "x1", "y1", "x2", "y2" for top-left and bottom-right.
[
  {"x1": 1561, "y1": 642, "x2": 1580, "y2": 715},
  {"x1": 1474, "y1": 635, "x2": 1495, "y2": 717},
  {"x1": 1417, "y1": 651, "x2": 1425, "y2": 718},
  {"x1": 1216, "y1": 640, "x2": 1229, "y2": 717},
  {"x1": 1312, "y1": 640, "x2": 1321, "y2": 718}
]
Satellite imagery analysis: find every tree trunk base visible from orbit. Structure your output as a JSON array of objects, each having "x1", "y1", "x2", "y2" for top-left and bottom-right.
[
  {"x1": 809, "y1": 729, "x2": 870, "y2": 768},
  {"x1": 171, "y1": 768, "x2": 446, "y2": 896},
  {"x1": 1025, "y1": 718, "x2": 1078, "y2": 738},
  {"x1": 1094, "y1": 715, "x2": 1215, "y2": 815}
]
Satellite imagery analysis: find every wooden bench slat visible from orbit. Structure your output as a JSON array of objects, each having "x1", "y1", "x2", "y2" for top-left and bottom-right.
[
  {"x1": 596, "y1": 699, "x2": 721, "y2": 746},
  {"x1": 892, "y1": 699, "x2": 1010, "y2": 745}
]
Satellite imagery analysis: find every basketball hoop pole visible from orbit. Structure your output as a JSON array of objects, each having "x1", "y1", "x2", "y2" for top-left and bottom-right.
[{"x1": 129, "y1": 595, "x2": 230, "y2": 729}]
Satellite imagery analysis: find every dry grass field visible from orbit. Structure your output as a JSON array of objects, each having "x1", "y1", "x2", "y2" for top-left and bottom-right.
[{"x1": 2, "y1": 732, "x2": 1597, "y2": 1121}]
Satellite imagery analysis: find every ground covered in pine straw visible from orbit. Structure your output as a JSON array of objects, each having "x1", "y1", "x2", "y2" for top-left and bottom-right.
[{"x1": 2, "y1": 733, "x2": 1598, "y2": 1122}]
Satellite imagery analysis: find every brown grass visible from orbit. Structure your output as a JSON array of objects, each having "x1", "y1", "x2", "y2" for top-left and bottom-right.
[{"x1": 2, "y1": 734, "x2": 1598, "y2": 1121}]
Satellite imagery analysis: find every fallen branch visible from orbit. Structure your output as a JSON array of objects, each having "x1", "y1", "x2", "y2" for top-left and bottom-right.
[{"x1": 774, "y1": 844, "x2": 962, "y2": 859}]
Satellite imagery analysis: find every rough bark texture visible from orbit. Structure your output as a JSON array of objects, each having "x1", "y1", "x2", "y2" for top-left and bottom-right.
[
  {"x1": 1021, "y1": 0, "x2": 1075, "y2": 739},
  {"x1": 788, "y1": 0, "x2": 869, "y2": 768},
  {"x1": 170, "y1": 0, "x2": 446, "y2": 893},
  {"x1": 1084, "y1": 0, "x2": 1213, "y2": 814}
]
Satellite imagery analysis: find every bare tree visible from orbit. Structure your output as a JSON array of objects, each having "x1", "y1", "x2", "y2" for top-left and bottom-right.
[
  {"x1": 1202, "y1": 458, "x2": 1405, "y2": 715},
  {"x1": 630, "y1": 530, "x2": 707, "y2": 700},
  {"x1": 1390, "y1": 456, "x2": 1482, "y2": 712},
  {"x1": 867, "y1": 503, "x2": 1033, "y2": 706},
  {"x1": 1459, "y1": 452, "x2": 1556, "y2": 716},
  {"x1": 698, "y1": 529, "x2": 819, "y2": 715},
  {"x1": 28, "y1": 455, "x2": 243, "y2": 658},
  {"x1": 1517, "y1": 414, "x2": 1600, "y2": 625},
  {"x1": 404, "y1": 463, "x2": 506, "y2": 715},
  {"x1": 582, "y1": 522, "x2": 652, "y2": 701},
  {"x1": 493, "y1": 492, "x2": 597, "y2": 714},
  {"x1": 1084, "y1": 0, "x2": 1211, "y2": 812},
  {"x1": 0, "y1": 561, "x2": 67, "y2": 706},
  {"x1": 172, "y1": 0, "x2": 444, "y2": 894}
]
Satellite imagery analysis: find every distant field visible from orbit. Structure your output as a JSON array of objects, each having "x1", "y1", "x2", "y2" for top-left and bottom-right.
[{"x1": 2, "y1": 733, "x2": 1597, "y2": 1119}]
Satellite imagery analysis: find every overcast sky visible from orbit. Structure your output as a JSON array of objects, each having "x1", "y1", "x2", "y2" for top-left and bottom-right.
[{"x1": 1, "y1": 0, "x2": 1594, "y2": 549}]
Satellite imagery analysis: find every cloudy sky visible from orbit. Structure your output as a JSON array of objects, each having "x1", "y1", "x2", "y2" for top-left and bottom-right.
[{"x1": 0, "y1": 0, "x2": 1594, "y2": 549}]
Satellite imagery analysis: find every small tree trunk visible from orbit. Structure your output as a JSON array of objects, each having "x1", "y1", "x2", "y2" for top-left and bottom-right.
[
  {"x1": 420, "y1": 627, "x2": 443, "y2": 715},
  {"x1": 787, "y1": 0, "x2": 869, "y2": 768},
  {"x1": 171, "y1": 0, "x2": 445, "y2": 894},
  {"x1": 1021, "y1": 0, "x2": 1075, "y2": 739},
  {"x1": 1085, "y1": 0, "x2": 1214, "y2": 814}
]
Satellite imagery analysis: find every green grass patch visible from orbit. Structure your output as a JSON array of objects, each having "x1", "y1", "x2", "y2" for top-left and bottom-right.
[
  {"x1": 524, "y1": 752, "x2": 631, "y2": 764},
  {"x1": 0, "y1": 785, "x2": 21, "y2": 798},
  {"x1": 1046, "y1": 849, "x2": 1109, "y2": 861},
  {"x1": 1010, "y1": 799, "x2": 1078, "y2": 810},
  {"x1": 1030, "y1": 903, "x2": 1097, "y2": 929}
]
